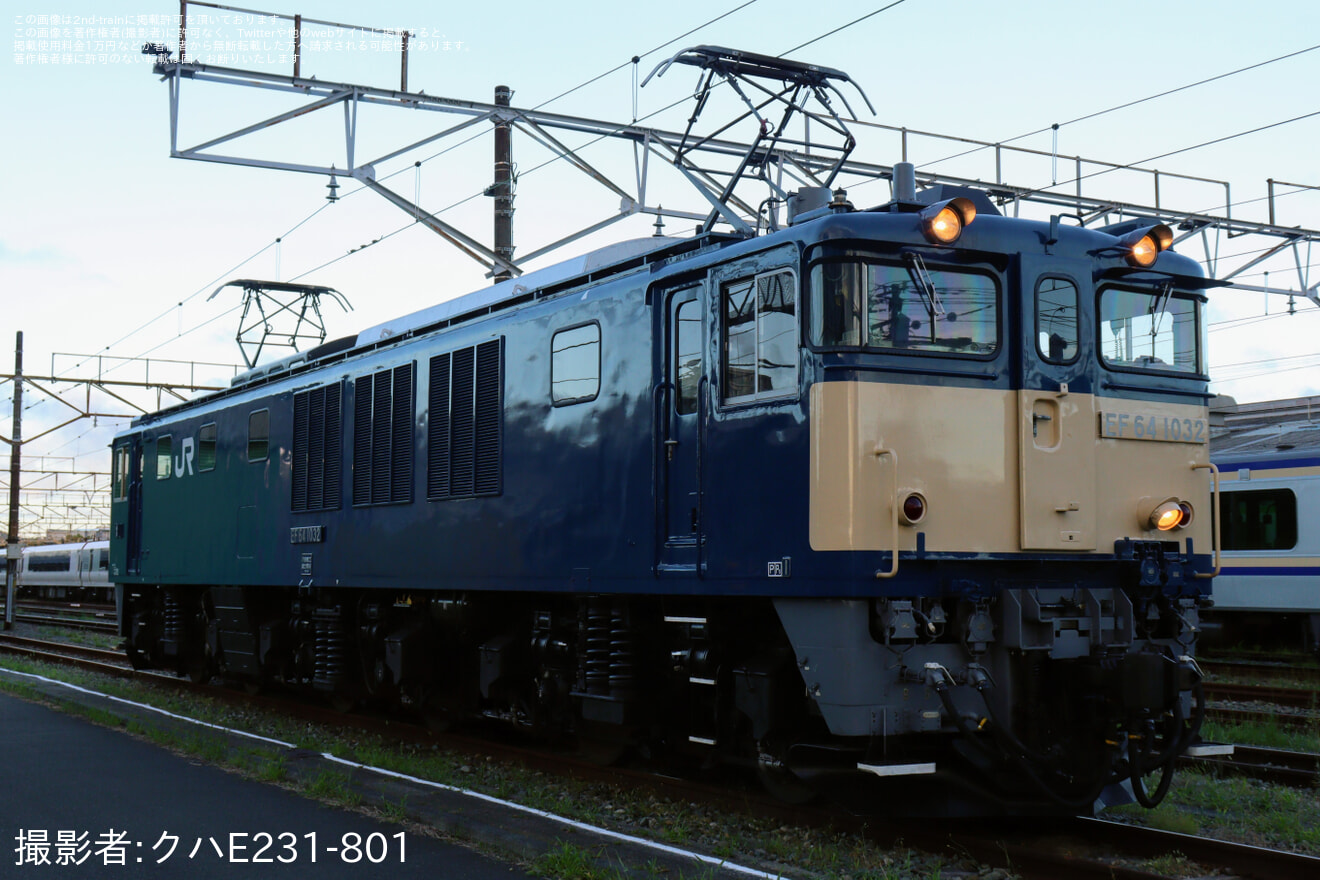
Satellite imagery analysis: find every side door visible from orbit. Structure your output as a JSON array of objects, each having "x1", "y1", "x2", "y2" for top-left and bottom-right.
[
  {"x1": 657, "y1": 285, "x2": 705, "y2": 572},
  {"x1": 1018, "y1": 256, "x2": 1097, "y2": 550},
  {"x1": 109, "y1": 433, "x2": 144, "y2": 577}
]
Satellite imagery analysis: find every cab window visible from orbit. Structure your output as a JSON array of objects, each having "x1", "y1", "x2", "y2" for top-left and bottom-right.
[
  {"x1": 722, "y1": 268, "x2": 797, "y2": 403},
  {"x1": 1037, "y1": 277, "x2": 1079, "y2": 363},
  {"x1": 810, "y1": 260, "x2": 998, "y2": 356},
  {"x1": 113, "y1": 445, "x2": 130, "y2": 500},
  {"x1": 1099, "y1": 285, "x2": 1202, "y2": 374}
]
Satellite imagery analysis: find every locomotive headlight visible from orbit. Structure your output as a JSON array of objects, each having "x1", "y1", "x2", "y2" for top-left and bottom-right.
[
  {"x1": 1117, "y1": 223, "x2": 1174, "y2": 267},
  {"x1": 1148, "y1": 499, "x2": 1183, "y2": 531},
  {"x1": 919, "y1": 197, "x2": 976, "y2": 244}
]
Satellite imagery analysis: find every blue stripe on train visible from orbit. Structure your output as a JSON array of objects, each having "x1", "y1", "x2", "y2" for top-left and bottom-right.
[
  {"x1": 1214, "y1": 456, "x2": 1320, "y2": 472},
  {"x1": 1219, "y1": 566, "x2": 1320, "y2": 577}
]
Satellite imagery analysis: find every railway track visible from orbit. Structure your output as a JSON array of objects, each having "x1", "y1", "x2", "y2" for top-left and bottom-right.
[
  {"x1": 4, "y1": 634, "x2": 1320, "y2": 879},
  {"x1": 1201, "y1": 658, "x2": 1320, "y2": 685},
  {"x1": 1204, "y1": 681, "x2": 1320, "y2": 710},
  {"x1": 1187, "y1": 744, "x2": 1320, "y2": 788}
]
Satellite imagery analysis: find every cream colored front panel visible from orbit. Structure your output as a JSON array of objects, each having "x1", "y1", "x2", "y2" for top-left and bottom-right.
[
  {"x1": 1093, "y1": 397, "x2": 1212, "y2": 550},
  {"x1": 1019, "y1": 389, "x2": 1097, "y2": 550},
  {"x1": 810, "y1": 381, "x2": 1213, "y2": 557},
  {"x1": 809, "y1": 382, "x2": 1018, "y2": 552}
]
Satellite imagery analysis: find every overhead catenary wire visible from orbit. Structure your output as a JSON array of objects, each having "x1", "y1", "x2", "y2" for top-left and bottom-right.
[{"x1": 915, "y1": 43, "x2": 1320, "y2": 172}]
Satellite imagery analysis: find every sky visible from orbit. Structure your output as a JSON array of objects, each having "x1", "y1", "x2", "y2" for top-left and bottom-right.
[{"x1": 3, "y1": 0, "x2": 1319, "y2": 536}]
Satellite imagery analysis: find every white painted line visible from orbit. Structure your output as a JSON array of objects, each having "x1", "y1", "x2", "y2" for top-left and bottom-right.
[{"x1": 0, "y1": 667, "x2": 793, "y2": 880}]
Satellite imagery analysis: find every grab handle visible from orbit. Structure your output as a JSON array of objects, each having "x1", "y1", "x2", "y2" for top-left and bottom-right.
[
  {"x1": 873, "y1": 447, "x2": 899, "y2": 579},
  {"x1": 1192, "y1": 462, "x2": 1220, "y2": 578}
]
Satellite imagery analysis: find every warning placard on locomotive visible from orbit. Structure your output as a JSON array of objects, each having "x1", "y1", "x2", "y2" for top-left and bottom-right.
[{"x1": 1097, "y1": 411, "x2": 1208, "y2": 444}]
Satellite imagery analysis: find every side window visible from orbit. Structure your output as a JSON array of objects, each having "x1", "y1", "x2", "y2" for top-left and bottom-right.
[
  {"x1": 1036, "y1": 277, "x2": 1079, "y2": 364},
  {"x1": 676, "y1": 300, "x2": 702, "y2": 415},
  {"x1": 113, "y1": 445, "x2": 129, "y2": 500},
  {"x1": 248, "y1": 410, "x2": 269, "y2": 462},
  {"x1": 156, "y1": 436, "x2": 173, "y2": 480},
  {"x1": 551, "y1": 323, "x2": 600, "y2": 405},
  {"x1": 722, "y1": 268, "x2": 797, "y2": 403},
  {"x1": 1220, "y1": 488, "x2": 1297, "y2": 551},
  {"x1": 198, "y1": 423, "x2": 217, "y2": 472}
]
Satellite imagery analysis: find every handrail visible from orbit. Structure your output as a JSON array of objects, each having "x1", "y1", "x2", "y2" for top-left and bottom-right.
[
  {"x1": 873, "y1": 447, "x2": 899, "y2": 579},
  {"x1": 1192, "y1": 462, "x2": 1221, "y2": 578}
]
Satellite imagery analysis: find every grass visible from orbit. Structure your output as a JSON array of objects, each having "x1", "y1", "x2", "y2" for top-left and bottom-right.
[
  {"x1": 1110, "y1": 764, "x2": 1320, "y2": 855},
  {"x1": 1200, "y1": 717, "x2": 1320, "y2": 754}
]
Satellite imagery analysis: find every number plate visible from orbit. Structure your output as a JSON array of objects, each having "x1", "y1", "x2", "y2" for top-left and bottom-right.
[{"x1": 1097, "y1": 411, "x2": 1207, "y2": 444}]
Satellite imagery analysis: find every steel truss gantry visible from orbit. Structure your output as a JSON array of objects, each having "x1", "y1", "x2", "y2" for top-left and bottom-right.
[{"x1": 148, "y1": 40, "x2": 1319, "y2": 302}]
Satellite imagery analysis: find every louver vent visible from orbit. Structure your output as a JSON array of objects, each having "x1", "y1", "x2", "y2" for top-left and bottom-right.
[
  {"x1": 429, "y1": 338, "x2": 503, "y2": 500},
  {"x1": 352, "y1": 363, "x2": 415, "y2": 506},
  {"x1": 292, "y1": 383, "x2": 342, "y2": 512}
]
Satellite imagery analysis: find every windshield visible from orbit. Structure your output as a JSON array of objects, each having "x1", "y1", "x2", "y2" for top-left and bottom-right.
[
  {"x1": 810, "y1": 260, "x2": 998, "y2": 355},
  {"x1": 1099, "y1": 285, "x2": 1202, "y2": 374}
]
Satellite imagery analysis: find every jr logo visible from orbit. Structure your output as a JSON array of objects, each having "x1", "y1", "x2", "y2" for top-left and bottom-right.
[{"x1": 173, "y1": 436, "x2": 195, "y2": 478}]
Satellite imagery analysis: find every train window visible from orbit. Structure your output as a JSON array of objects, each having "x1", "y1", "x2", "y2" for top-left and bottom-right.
[
  {"x1": 248, "y1": 410, "x2": 269, "y2": 461},
  {"x1": 1220, "y1": 488, "x2": 1298, "y2": 551},
  {"x1": 156, "y1": 435, "x2": 172, "y2": 480},
  {"x1": 551, "y1": 323, "x2": 600, "y2": 404},
  {"x1": 722, "y1": 269, "x2": 797, "y2": 402},
  {"x1": 198, "y1": 423, "x2": 217, "y2": 472},
  {"x1": 676, "y1": 300, "x2": 702, "y2": 415},
  {"x1": 1036, "y1": 277, "x2": 1079, "y2": 364},
  {"x1": 29, "y1": 552, "x2": 72, "y2": 572},
  {"x1": 113, "y1": 445, "x2": 129, "y2": 500},
  {"x1": 1098, "y1": 285, "x2": 1202, "y2": 374},
  {"x1": 809, "y1": 260, "x2": 998, "y2": 356}
]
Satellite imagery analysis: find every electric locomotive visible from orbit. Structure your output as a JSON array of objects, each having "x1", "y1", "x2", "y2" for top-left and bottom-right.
[{"x1": 111, "y1": 164, "x2": 1217, "y2": 816}]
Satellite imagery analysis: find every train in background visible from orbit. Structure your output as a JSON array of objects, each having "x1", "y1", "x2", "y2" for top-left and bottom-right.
[
  {"x1": 1, "y1": 541, "x2": 113, "y2": 604},
  {"x1": 111, "y1": 159, "x2": 1220, "y2": 817},
  {"x1": 1208, "y1": 402, "x2": 1320, "y2": 657}
]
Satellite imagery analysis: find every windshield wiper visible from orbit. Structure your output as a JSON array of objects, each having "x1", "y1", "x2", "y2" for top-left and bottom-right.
[
  {"x1": 903, "y1": 252, "x2": 945, "y2": 321},
  {"x1": 1149, "y1": 281, "x2": 1174, "y2": 345}
]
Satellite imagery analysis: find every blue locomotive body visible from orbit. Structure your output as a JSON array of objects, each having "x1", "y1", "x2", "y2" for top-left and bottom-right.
[{"x1": 112, "y1": 179, "x2": 1218, "y2": 815}]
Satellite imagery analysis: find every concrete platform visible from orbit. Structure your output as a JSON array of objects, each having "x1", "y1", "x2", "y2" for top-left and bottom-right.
[
  {"x1": 0, "y1": 689, "x2": 535, "y2": 878},
  {"x1": 0, "y1": 671, "x2": 778, "y2": 880}
]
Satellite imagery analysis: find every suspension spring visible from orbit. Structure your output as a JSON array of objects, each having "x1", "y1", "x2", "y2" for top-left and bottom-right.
[
  {"x1": 584, "y1": 597, "x2": 611, "y2": 696},
  {"x1": 312, "y1": 609, "x2": 349, "y2": 692}
]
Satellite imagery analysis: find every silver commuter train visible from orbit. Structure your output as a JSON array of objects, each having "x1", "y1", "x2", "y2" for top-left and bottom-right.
[
  {"x1": 1210, "y1": 418, "x2": 1320, "y2": 654},
  {"x1": 9, "y1": 541, "x2": 114, "y2": 604}
]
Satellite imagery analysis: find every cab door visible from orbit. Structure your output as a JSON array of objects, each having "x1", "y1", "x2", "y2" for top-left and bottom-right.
[
  {"x1": 1018, "y1": 257, "x2": 1097, "y2": 550},
  {"x1": 110, "y1": 434, "x2": 144, "y2": 577},
  {"x1": 657, "y1": 285, "x2": 705, "y2": 572}
]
